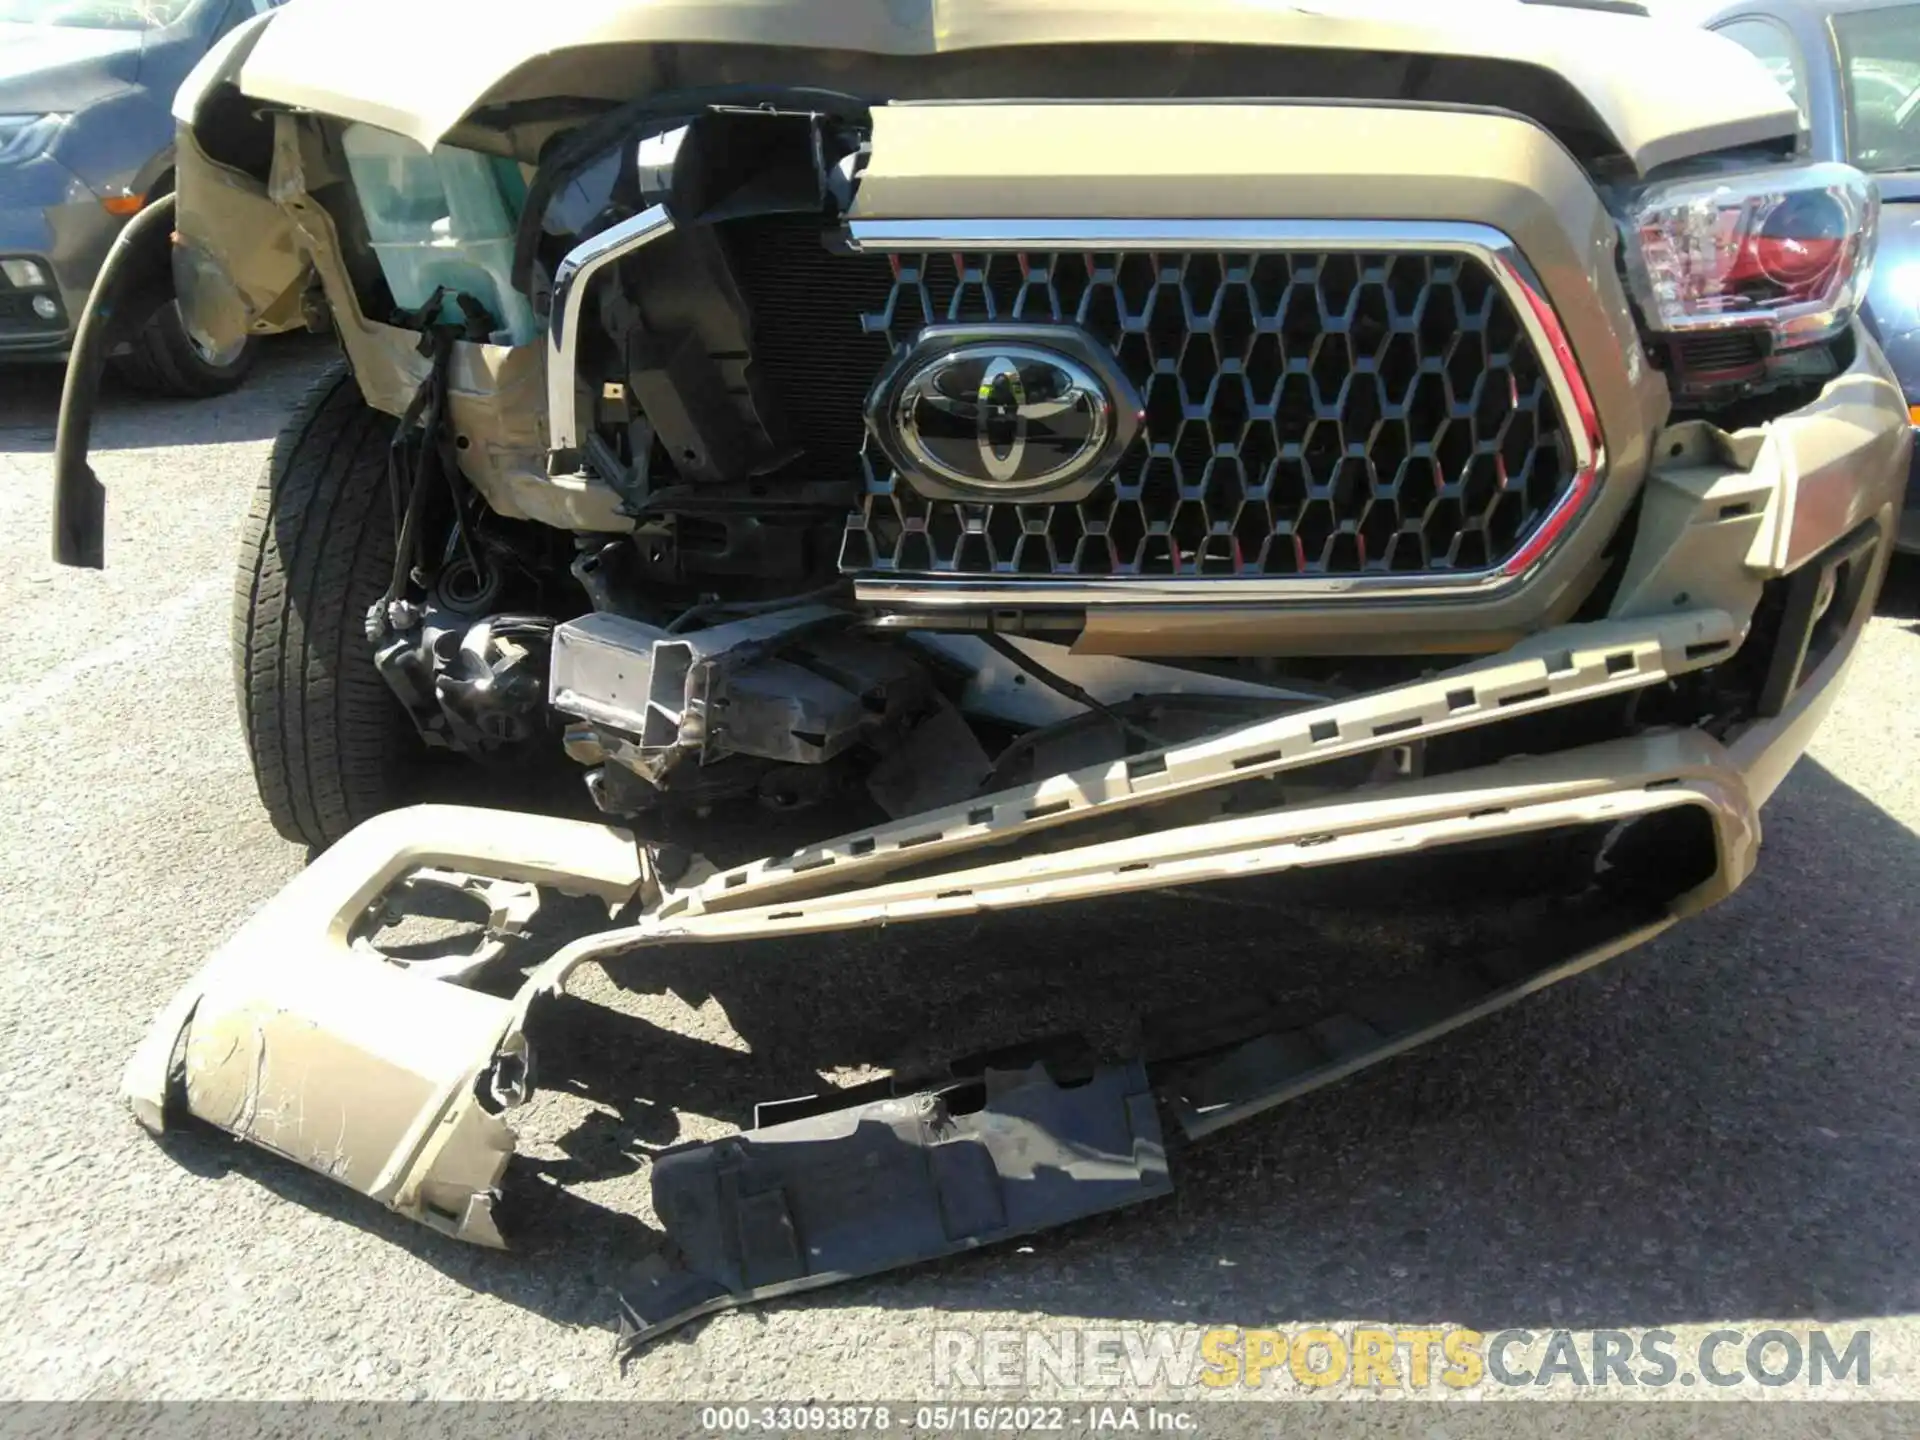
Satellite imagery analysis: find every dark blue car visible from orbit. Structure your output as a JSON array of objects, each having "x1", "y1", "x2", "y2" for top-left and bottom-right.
[
  {"x1": 0, "y1": 0, "x2": 271, "y2": 395},
  {"x1": 1709, "y1": 0, "x2": 1920, "y2": 550}
]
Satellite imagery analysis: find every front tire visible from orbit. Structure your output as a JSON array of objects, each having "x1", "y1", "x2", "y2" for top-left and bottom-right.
[
  {"x1": 233, "y1": 363, "x2": 423, "y2": 848},
  {"x1": 111, "y1": 300, "x2": 255, "y2": 399}
]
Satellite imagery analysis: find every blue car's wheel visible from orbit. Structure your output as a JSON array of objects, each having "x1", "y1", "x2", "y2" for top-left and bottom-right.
[{"x1": 111, "y1": 298, "x2": 254, "y2": 399}]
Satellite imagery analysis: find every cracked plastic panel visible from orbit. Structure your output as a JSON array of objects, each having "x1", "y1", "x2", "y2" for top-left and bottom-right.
[{"x1": 617, "y1": 1061, "x2": 1171, "y2": 1351}]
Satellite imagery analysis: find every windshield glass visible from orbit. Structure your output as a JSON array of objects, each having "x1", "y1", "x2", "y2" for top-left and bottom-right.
[
  {"x1": 1835, "y1": 5, "x2": 1920, "y2": 171},
  {"x1": 0, "y1": 0, "x2": 194, "y2": 28}
]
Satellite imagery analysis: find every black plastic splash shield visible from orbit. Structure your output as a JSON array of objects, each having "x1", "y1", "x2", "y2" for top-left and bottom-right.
[{"x1": 615, "y1": 1061, "x2": 1169, "y2": 1354}]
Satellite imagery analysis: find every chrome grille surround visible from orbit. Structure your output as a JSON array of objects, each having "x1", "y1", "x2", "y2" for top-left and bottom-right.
[{"x1": 839, "y1": 220, "x2": 1603, "y2": 608}]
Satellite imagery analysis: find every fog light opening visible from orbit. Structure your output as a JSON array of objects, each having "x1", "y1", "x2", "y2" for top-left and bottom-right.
[{"x1": 0, "y1": 258, "x2": 47, "y2": 289}]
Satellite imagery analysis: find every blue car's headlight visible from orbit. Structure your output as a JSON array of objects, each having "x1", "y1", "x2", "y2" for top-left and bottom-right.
[{"x1": 0, "y1": 114, "x2": 69, "y2": 167}]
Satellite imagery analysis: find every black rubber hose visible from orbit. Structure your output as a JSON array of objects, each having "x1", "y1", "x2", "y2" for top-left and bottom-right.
[
  {"x1": 374, "y1": 333, "x2": 452, "y2": 626},
  {"x1": 51, "y1": 194, "x2": 178, "y2": 569},
  {"x1": 977, "y1": 632, "x2": 1169, "y2": 749},
  {"x1": 664, "y1": 580, "x2": 850, "y2": 633}
]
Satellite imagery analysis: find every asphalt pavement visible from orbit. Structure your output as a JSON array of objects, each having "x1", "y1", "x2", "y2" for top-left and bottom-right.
[{"x1": 2, "y1": 339, "x2": 1919, "y2": 1406}]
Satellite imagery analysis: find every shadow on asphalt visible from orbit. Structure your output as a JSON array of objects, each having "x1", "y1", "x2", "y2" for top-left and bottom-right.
[
  {"x1": 1880, "y1": 551, "x2": 1920, "y2": 626},
  {"x1": 155, "y1": 751, "x2": 1920, "y2": 1350},
  {"x1": 0, "y1": 333, "x2": 332, "y2": 456}
]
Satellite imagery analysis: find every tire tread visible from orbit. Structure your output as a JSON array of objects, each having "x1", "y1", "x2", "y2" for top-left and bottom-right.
[{"x1": 233, "y1": 363, "x2": 418, "y2": 848}]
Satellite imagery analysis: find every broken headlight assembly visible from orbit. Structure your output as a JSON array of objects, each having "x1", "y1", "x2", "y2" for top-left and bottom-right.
[{"x1": 1620, "y1": 160, "x2": 1879, "y2": 400}]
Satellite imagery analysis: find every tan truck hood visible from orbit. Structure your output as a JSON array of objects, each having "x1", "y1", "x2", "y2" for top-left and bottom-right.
[{"x1": 235, "y1": 0, "x2": 1795, "y2": 175}]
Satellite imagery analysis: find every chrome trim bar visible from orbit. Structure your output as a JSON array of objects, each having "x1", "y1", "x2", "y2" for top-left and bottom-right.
[
  {"x1": 545, "y1": 204, "x2": 675, "y2": 458},
  {"x1": 843, "y1": 218, "x2": 1605, "y2": 610},
  {"x1": 846, "y1": 218, "x2": 1526, "y2": 253},
  {"x1": 857, "y1": 571, "x2": 1509, "y2": 607}
]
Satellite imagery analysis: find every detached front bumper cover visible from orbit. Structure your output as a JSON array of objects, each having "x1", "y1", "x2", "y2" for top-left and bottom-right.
[{"x1": 126, "y1": 607, "x2": 1769, "y2": 1345}]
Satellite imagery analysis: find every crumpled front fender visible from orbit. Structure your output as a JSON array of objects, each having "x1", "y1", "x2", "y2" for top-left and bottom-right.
[
  {"x1": 169, "y1": 12, "x2": 308, "y2": 361},
  {"x1": 168, "y1": 122, "x2": 309, "y2": 359}
]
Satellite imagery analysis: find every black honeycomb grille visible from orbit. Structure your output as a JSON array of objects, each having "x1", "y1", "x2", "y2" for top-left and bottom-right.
[{"x1": 835, "y1": 249, "x2": 1578, "y2": 581}]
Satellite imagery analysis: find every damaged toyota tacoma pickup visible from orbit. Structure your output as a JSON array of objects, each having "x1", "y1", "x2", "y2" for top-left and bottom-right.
[{"x1": 49, "y1": 0, "x2": 1912, "y2": 1350}]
